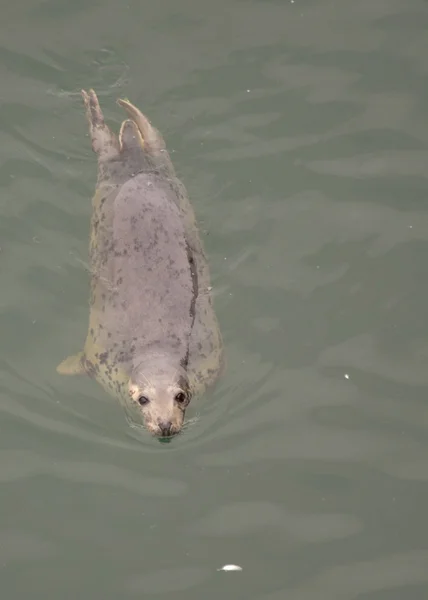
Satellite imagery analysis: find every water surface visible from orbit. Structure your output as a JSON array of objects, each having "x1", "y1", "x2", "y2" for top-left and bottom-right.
[{"x1": 1, "y1": 0, "x2": 428, "y2": 598}]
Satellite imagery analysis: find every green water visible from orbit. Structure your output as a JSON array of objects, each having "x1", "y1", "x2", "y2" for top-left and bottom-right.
[{"x1": 1, "y1": 0, "x2": 428, "y2": 598}]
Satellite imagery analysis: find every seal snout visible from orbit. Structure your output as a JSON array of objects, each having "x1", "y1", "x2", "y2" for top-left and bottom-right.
[{"x1": 158, "y1": 420, "x2": 173, "y2": 437}]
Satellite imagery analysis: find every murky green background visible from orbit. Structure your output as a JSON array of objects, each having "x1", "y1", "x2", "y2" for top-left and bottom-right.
[{"x1": 1, "y1": 0, "x2": 428, "y2": 597}]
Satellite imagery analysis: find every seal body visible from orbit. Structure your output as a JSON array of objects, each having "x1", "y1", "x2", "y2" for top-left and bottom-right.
[{"x1": 57, "y1": 90, "x2": 223, "y2": 437}]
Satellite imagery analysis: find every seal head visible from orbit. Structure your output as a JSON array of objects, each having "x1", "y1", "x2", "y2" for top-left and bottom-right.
[{"x1": 127, "y1": 355, "x2": 191, "y2": 437}]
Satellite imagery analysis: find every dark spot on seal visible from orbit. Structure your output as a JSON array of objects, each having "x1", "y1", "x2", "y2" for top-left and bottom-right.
[
  {"x1": 84, "y1": 359, "x2": 97, "y2": 378},
  {"x1": 99, "y1": 352, "x2": 109, "y2": 365},
  {"x1": 117, "y1": 351, "x2": 130, "y2": 363},
  {"x1": 134, "y1": 240, "x2": 144, "y2": 252}
]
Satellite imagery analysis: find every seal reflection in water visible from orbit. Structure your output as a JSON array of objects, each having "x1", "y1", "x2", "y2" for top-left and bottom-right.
[{"x1": 57, "y1": 90, "x2": 224, "y2": 438}]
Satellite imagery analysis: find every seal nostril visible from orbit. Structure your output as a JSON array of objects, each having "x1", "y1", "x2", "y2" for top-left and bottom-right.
[{"x1": 158, "y1": 420, "x2": 172, "y2": 436}]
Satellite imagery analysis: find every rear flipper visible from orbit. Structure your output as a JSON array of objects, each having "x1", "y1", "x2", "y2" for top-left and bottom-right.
[
  {"x1": 82, "y1": 89, "x2": 120, "y2": 160},
  {"x1": 117, "y1": 98, "x2": 165, "y2": 152},
  {"x1": 117, "y1": 97, "x2": 175, "y2": 176},
  {"x1": 119, "y1": 119, "x2": 145, "y2": 154}
]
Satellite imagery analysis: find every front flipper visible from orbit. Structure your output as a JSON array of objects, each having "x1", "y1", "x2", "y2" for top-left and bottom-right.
[
  {"x1": 81, "y1": 89, "x2": 120, "y2": 160},
  {"x1": 56, "y1": 351, "x2": 86, "y2": 376}
]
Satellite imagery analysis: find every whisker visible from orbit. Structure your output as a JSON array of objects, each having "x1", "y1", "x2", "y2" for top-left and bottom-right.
[
  {"x1": 139, "y1": 372, "x2": 154, "y2": 389},
  {"x1": 182, "y1": 414, "x2": 200, "y2": 430}
]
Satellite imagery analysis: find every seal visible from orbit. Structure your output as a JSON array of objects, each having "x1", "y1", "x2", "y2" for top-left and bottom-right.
[{"x1": 57, "y1": 89, "x2": 224, "y2": 438}]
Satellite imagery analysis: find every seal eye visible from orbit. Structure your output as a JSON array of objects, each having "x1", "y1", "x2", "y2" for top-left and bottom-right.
[
  {"x1": 175, "y1": 392, "x2": 186, "y2": 404},
  {"x1": 137, "y1": 395, "x2": 150, "y2": 406}
]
